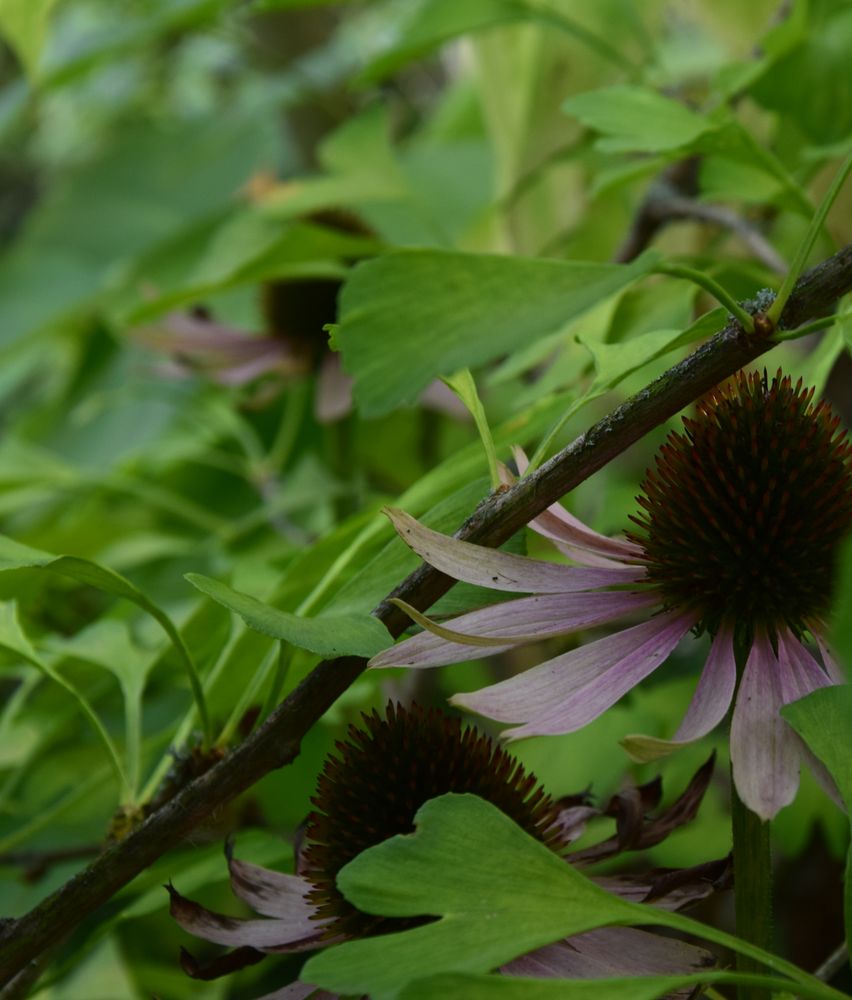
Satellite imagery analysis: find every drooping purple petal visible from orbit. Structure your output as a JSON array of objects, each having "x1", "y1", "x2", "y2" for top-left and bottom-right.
[
  {"x1": 524, "y1": 514, "x2": 634, "y2": 568},
  {"x1": 502, "y1": 926, "x2": 714, "y2": 979},
  {"x1": 451, "y1": 610, "x2": 696, "y2": 738},
  {"x1": 621, "y1": 625, "x2": 736, "y2": 762},
  {"x1": 228, "y1": 856, "x2": 317, "y2": 921},
  {"x1": 775, "y1": 630, "x2": 844, "y2": 810},
  {"x1": 596, "y1": 855, "x2": 731, "y2": 912},
  {"x1": 812, "y1": 627, "x2": 846, "y2": 683},
  {"x1": 510, "y1": 447, "x2": 644, "y2": 564},
  {"x1": 214, "y1": 348, "x2": 294, "y2": 386},
  {"x1": 500, "y1": 459, "x2": 626, "y2": 570},
  {"x1": 385, "y1": 508, "x2": 646, "y2": 594},
  {"x1": 571, "y1": 755, "x2": 714, "y2": 865},
  {"x1": 167, "y1": 884, "x2": 326, "y2": 950},
  {"x1": 730, "y1": 629, "x2": 800, "y2": 821},
  {"x1": 179, "y1": 945, "x2": 265, "y2": 980},
  {"x1": 369, "y1": 590, "x2": 659, "y2": 668},
  {"x1": 551, "y1": 804, "x2": 600, "y2": 845},
  {"x1": 138, "y1": 312, "x2": 300, "y2": 386},
  {"x1": 776, "y1": 629, "x2": 833, "y2": 699}
]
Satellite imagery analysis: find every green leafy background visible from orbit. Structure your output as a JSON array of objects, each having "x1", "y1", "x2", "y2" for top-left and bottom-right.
[{"x1": 0, "y1": 0, "x2": 850, "y2": 996}]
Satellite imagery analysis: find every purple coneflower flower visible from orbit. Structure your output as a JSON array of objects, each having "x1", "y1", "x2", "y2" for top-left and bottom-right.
[
  {"x1": 169, "y1": 703, "x2": 721, "y2": 997},
  {"x1": 370, "y1": 371, "x2": 852, "y2": 821}
]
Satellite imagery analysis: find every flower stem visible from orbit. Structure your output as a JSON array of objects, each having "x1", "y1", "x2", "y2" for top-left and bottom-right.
[
  {"x1": 731, "y1": 637, "x2": 774, "y2": 1000},
  {"x1": 766, "y1": 152, "x2": 852, "y2": 326},
  {"x1": 654, "y1": 261, "x2": 756, "y2": 333},
  {"x1": 731, "y1": 775, "x2": 774, "y2": 999}
]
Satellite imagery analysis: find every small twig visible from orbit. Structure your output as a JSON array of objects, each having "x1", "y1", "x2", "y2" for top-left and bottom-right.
[
  {"x1": 813, "y1": 942, "x2": 849, "y2": 984},
  {"x1": 1, "y1": 245, "x2": 850, "y2": 986},
  {"x1": 0, "y1": 948, "x2": 55, "y2": 1000},
  {"x1": 0, "y1": 845, "x2": 101, "y2": 883},
  {"x1": 614, "y1": 158, "x2": 700, "y2": 263},
  {"x1": 616, "y1": 168, "x2": 787, "y2": 275},
  {"x1": 658, "y1": 194, "x2": 787, "y2": 275}
]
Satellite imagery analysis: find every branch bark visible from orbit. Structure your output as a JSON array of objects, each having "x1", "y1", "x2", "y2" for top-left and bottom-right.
[
  {"x1": 1, "y1": 244, "x2": 851, "y2": 985},
  {"x1": 614, "y1": 158, "x2": 786, "y2": 274}
]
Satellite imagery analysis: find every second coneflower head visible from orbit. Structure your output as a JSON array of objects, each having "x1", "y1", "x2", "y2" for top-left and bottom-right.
[{"x1": 169, "y1": 702, "x2": 721, "y2": 997}]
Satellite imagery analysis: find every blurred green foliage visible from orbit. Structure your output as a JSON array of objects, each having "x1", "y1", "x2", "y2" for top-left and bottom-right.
[{"x1": 0, "y1": 0, "x2": 850, "y2": 996}]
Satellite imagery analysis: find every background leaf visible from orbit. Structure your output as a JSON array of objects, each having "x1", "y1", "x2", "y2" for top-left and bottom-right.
[
  {"x1": 0, "y1": 0, "x2": 57, "y2": 79},
  {"x1": 335, "y1": 249, "x2": 658, "y2": 416},
  {"x1": 562, "y1": 86, "x2": 715, "y2": 153},
  {"x1": 782, "y1": 685, "x2": 852, "y2": 959},
  {"x1": 185, "y1": 572, "x2": 391, "y2": 658}
]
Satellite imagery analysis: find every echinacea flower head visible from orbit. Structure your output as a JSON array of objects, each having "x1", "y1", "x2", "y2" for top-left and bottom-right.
[
  {"x1": 301, "y1": 701, "x2": 568, "y2": 939},
  {"x1": 629, "y1": 370, "x2": 852, "y2": 640},
  {"x1": 371, "y1": 370, "x2": 852, "y2": 821},
  {"x1": 168, "y1": 703, "x2": 720, "y2": 996}
]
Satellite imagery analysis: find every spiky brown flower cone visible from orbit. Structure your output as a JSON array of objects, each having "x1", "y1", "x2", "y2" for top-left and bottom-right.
[
  {"x1": 301, "y1": 702, "x2": 567, "y2": 939},
  {"x1": 628, "y1": 369, "x2": 852, "y2": 640}
]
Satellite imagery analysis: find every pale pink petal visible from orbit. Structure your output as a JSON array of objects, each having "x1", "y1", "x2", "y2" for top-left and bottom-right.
[
  {"x1": 500, "y1": 460, "x2": 625, "y2": 570},
  {"x1": 451, "y1": 610, "x2": 696, "y2": 738},
  {"x1": 776, "y1": 630, "x2": 844, "y2": 810},
  {"x1": 813, "y1": 628, "x2": 846, "y2": 683},
  {"x1": 777, "y1": 629, "x2": 832, "y2": 698},
  {"x1": 622, "y1": 625, "x2": 736, "y2": 762},
  {"x1": 256, "y1": 984, "x2": 335, "y2": 1000},
  {"x1": 419, "y1": 378, "x2": 470, "y2": 419},
  {"x1": 730, "y1": 630, "x2": 800, "y2": 821},
  {"x1": 510, "y1": 447, "x2": 643, "y2": 563},
  {"x1": 167, "y1": 884, "x2": 326, "y2": 950},
  {"x1": 502, "y1": 927, "x2": 713, "y2": 978},
  {"x1": 214, "y1": 347, "x2": 294, "y2": 385},
  {"x1": 368, "y1": 590, "x2": 659, "y2": 668},
  {"x1": 315, "y1": 353, "x2": 353, "y2": 424},
  {"x1": 144, "y1": 313, "x2": 296, "y2": 364},
  {"x1": 152, "y1": 313, "x2": 268, "y2": 354},
  {"x1": 228, "y1": 857, "x2": 317, "y2": 921},
  {"x1": 526, "y1": 529, "x2": 630, "y2": 568},
  {"x1": 138, "y1": 313, "x2": 301, "y2": 385},
  {"x1": 386, "y1": 508, "x2": 645, "y2": 594}
]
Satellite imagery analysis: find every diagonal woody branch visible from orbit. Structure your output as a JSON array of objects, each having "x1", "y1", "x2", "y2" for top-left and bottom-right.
[{"x1": 1, "y1": 244, "x2": 851, "y2": 987}]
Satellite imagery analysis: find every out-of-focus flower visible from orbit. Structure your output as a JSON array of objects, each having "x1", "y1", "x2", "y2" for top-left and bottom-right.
[
  {"x1": 135, "y1": 206, "x2": 468, "y2": 424},
  {"x1": 137, "y1": 308, "x2": 308, "y2": 386},
  {"x1": 168, "y1": 703, "x2": 722, "y2": 997},
  {"x1": 371, "y1": 371, "x2": 852, "y2": 821}
]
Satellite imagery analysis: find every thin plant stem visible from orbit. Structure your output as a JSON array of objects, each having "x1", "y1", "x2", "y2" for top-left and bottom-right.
[
  {"x1": 772, "y1": 309, "x2": 852, "y2": 342},
  {"x1": 731, "y1": 635, "x2": 774, "y2": 1000},
  {"x1": 659, "y1": 909, "x2": 849, "y2": 1000},
  {"x1": 442, "y1": 369, "x2": 501, "y2": 489},
  {"x1": 267, "y1": 380, "x2": 309, "y2": 473},
  {"x1": 260, "y1": 644, "x2": 292, "y2": 721},
  {"x1": 767, "y1": 153, "x2": 852, "y2": 326},
  {"x1": 216, "y1": 643, "x2": 278, "y2": 746},
  {"x1": 732, "y1": 774, "x2": 774, "y2": 1000},
  {"x1": 655, "y1": 261, "x2": 756, "y2": 333},
  {"x1": 0, "y1": 769, "x2": 108, "y2": 854},
  {"x1": 21, "y1": 647, "x2": 129, "y2": 801},
  {"x1": 138, "y1": 622, "x2": 250, "y2": 804},
  {"x1": 517, "y1": 0, "x2": 639, "y2": 73},
  {"x1": 813, "y1": 942, "x2": 850, "y2": 984}
]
